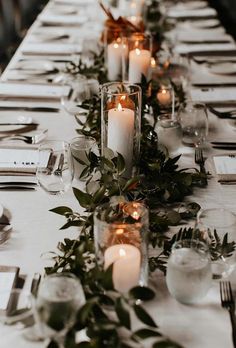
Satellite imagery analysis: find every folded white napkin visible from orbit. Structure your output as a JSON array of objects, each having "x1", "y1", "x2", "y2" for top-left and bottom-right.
[
  {"x1": 0, "y1": 146, "x2": 50, "y2": 175},
  {"x1": 175, "y1": 43, "x2": 236, "y2": 55},
  {"x1": 213, "y1": 155, "x2": 236, "y2": 182},
  {"x1": 22, "y1": 43, "x2": 82, "y2": 55},
  {"x1": 39, "y1": 14, "x2": 87, "y2": 26},
  {"x1": 0, "y1": 83, "x2": 70, "y2": 100},
  {"x1": 190, "y1": 87, "x2": 236, "y2": 104},
  {"x1": 178, "y1": 31, "x2": 232, "y2": 43},
  {"x1": 168, "y1": 7, "x2": 216, "y2": 19}
]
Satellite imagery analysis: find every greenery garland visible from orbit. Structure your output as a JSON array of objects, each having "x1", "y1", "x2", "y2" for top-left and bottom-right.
[{"x1": 45, "y1": 1, "x2": 236, "y2": 348}]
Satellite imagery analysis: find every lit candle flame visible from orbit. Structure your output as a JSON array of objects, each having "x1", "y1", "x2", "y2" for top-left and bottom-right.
[
  {"x1": 116, "y1": 228, "x2": 124, "y2": 235},
  {"x1": 151, "y1": 57, "x2": 156, "y2": 68},
  {"x1": 161, "y1": 89, "x2": 167, "y2": 94},
  {"x1": 114, "y1": 43, "x2": 119, "y2": 49},
  {"x1": 131, "y1": 211, "x2": 140, "y2": 220},
  {"x1": 135, "y1": 48, "x2": 141, "y2": 56},
  {"x1": 117, "y1": 103, "x2": 123, "y2": 111},
  {"x1": 119, "y1": 248, "x2": 126, "y2": 257}
]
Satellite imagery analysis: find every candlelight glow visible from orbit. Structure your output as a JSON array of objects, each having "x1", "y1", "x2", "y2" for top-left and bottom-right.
[
  {"x1": 162, "y1": 89, "x2": 167, "y2": 94},
  {"x1": 114, "y1": 43, "x2": 119, "y2": 49},
  {"x1": 151, "y1": 57, "x2": 156, "y2": 68},
  {"x1": 117, "y1": 103, "x2": 122, "y2": 111},
  {"x1": 116, "y1": 228, "x2": 124, "y2": 235},
  {"x1": 135, "y1": 48, "x2": 141, "y2": 56},
  {"x1": 131, "y1": 211, "x2": 140, "y2": 220},
  {"x1": 119, "y1": 248, "x2": 126, "y2": 257}
]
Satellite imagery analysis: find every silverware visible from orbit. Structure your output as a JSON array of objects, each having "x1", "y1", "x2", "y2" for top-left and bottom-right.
[
  {"x1": 212, "y1": 141, "x2": 236, "y2": 145},
  {"x1": 0, "y1": 106, "x2": 59, "y2": 112},
  {"x1": 53, "y1": 154, "x2": 64, "y2": 176},
  {"x1": 220, "y1": 281, "x2": 236, "y2": 348},
  {"x1": 212, "y1": 145, "x2": 236, "y2": 150},
  {"x1": 0, "y1": 123, "x2": 38, "y2": 126},
  {"x1": 218, "y1": 180, "x2": 236, "y2": 185},
  {"x1": 207, "y1": 106, "x2": 236, "y2": 119},
  {"x1": 0, "y1": 135, "x2": 35, "y2": 144},
  {"x1": 194, "y1": 147, "x2": 208, "y2": 185}
]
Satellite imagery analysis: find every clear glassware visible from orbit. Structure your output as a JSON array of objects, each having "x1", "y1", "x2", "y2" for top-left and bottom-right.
[
  {"x1": 166, "y1": 239, "x2": 212, "y2": 304},
  {"x1": 155, "y1": 113, "x2": 182, "y2": 155},
  {"x1": 196, "y1": 208, "x2": 236, "y2": 279},
  {"x1": 94, "y1": 201, "x2": 149, "y2": 293},
  {"x1": 178, "y1": 101, "x2": 208, "y2": 147},
  {"x1": 61, "y1": 75, "x2": 90, "y2": 117},
  {"x1": 36, "y1": 140, "x2": 74, "y2": 195},
  {"x1": 156, "y1": 83, "x2": 175, "y2": 116},
  {"x1": 35, "y1": 273, "x2": 85, "y2": 348},
  {"x1": 70, "y1": 135, "x2": 97, "y2": 182}
]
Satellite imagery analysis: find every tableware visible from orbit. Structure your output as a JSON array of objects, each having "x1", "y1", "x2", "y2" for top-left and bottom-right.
[
  {"x1": 36, "y1": 140, "x2": 73, "y2": 195},
  {"x1": 34, "y1": 273, "x2": 85, "y2": 348},
  {"x1": 70, "y1": 135, "x2": 97, "y2": 181},
  {"x1": 14, "y1": 60, "x2": 55, "y2": 71},
  {"x1": 178, "y1": 101, "x2": 208, "y2": 147},
  {"x1": 0, "y1": 106, "x2": 59, "y2": 112},
  {"x1": 0, "y1": 203, "x2": 3, "y2": 218},
  {"x1": 156, "y1": 84, "x2": 175, "y2": 115},
  {"x1": 155, "y1": 113, "x2": 182, "y2": 155},
  {"x1": 208, "y1": 63, "x2": 236, "y2": 75},
  {"x1": 0, "y1": 129, "x2": 48, "y2": 144},
  {"x1": 220, "y1": 281, "x2": 236, "y2": 348},
  {"x1": 196, "y1": 208, "x2": 236, "y2": 279},
  {"x1": 0, "y1": 115, "x2": 33, "y2": 133},
  {"x1": 166, "y1": 239, "x2": 212, "y2": 304},
  {"x1": 0, "y1": 223, "x2": 12, "y2": 244},
  {"x1": 207, "y1": 106, "x2": 236, "y2": 118}
]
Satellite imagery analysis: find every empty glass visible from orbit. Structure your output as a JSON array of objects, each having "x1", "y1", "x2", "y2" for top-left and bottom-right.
[
  {"x1": 196, "y1": 208, "x2": 236, "y2": 279},
  {"x1": 36, "y1": 140, "x2": 74, "y2": 195},
  {"x1": 70, "y1": 135, "x2": 97, "y2": 182},
  {"x1": 61, "y1": 75, "x2": 90, "y2": 117},
  {"x1": 166, "y1": 239, "x2": 212, "y2": 304},
  {"x1": 178, "y1": 101, "x2": 208, "y2": 147},
  {"x1": 34, "y1": 273, "x2": 85, "y2": 348}
]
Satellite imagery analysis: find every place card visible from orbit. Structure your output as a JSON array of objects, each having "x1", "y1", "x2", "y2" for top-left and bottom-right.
[
  {"x1": 0, "y1": 147, "x2": 50, "y2": 174},
  {"x1": 0, "y1": 83, "x2": 70, "y2": 100},
  {"x1": 190, "y1": 87, "x2": 236, "y2": 104},
  {"x1": 213, "y1": 155, "x2": 236, "y2": 181}
]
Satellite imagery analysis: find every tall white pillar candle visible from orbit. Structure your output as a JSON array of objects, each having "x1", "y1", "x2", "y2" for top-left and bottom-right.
[
  {"x1": 128, "y1": 48, "x2": 151, "y2": 83},
  {"x1": 107, "y1": 41, "x2": 128, "y2": 81},
  {"x1": 104, "y1": 244, "x2": 141, "y2": 293},
  {"x1": 107, "y1": 103, "x2": 135, "y2": 176}
]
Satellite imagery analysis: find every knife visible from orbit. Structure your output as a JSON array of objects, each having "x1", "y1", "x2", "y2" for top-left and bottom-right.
[
  {"x1": 0, "y1": 123, "x2": 39, "y2": 126},
  {"x1": 0, "y1": 106, "x2": 59, "y2": 112},
  {"x1": 211, "y1": 141, "x2": 236, "y2": 145}
]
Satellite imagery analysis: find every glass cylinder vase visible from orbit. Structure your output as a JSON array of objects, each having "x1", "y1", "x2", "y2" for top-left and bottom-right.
[
  {"x1": 101, "y1": 82, "x2": 142, "y2": 178},
  {"x1": 94, "y1": 201, "x2": 149, "y2": 293},
  {"x1": 122, "y1": 32, "x2": 152, "y2": 83}
]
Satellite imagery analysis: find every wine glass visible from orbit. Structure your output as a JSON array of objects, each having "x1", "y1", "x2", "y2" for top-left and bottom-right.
[
  {"x1": 36, "y1": 140, "x2": 74, "y2": 195},
  {"x1": 178, "y1": 101, "x2": 208, "y2": 147},
  {"x1": 35, "y1": 273, "x2": 85, "y2": 348},
  {"x1": 61, "y1": 75, "x2": 90, "y2": 117}
]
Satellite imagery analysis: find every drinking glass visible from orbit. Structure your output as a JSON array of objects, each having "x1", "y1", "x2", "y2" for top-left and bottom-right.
[
  {"x1": 35, "y1": 273, "x2": 85, "y2": 348},
  {"x1": 178, "y1": 101, "x2": 208, "y2": 147},
  {"x1": 36, "y1": 140, "x2": 74, "y2": 195},
  {"x1": 70, "y1": 135, "x2": 97, "y2": 182},
  {"x1": 196, "y1": 208, "x2": 236, "y2": 279},
  {"x1": 166, "y1": 239, "x2": 212, "y2": 304},
  {"x1": 155, "y1": 113, "x2": 182, "y2": 155},
  {"x1": 61, "y1": 75, "x2": 90, "y2": 116}
]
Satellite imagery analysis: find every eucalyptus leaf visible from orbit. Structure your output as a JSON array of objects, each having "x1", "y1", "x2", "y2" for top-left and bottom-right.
[
  {"x1": 133, "y1": 304, "x2": 157, "y2": 328},
  {"x1": 132, "y1": 328, "x2": 161, "y2": 340},
  {"x1": 50, "y1": 206, "x2": 73, "y2": 216},
  {"x1": 115, "y1": 297, "x2": 131, "y2": 330},
  {"x1": 129, "y1": 286, "x2": 155, "y2": 301}
]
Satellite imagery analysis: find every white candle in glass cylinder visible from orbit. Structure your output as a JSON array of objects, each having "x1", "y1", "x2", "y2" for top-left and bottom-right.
[
  {"x1": 107, "y1": 41, "x2": 128, "y2": 81},
  {"x1": 108, "y1": 103, "x2": 134, "y2": 176},
  {"x1": 128, "y1": 48, "x2": 151, "y2": 83},
  {"x1": 157, "y1": 87, "x2": 172, "y2": 106},
  {"x1": 104, "y1": 244, "x2": 141, "y2": 293}
]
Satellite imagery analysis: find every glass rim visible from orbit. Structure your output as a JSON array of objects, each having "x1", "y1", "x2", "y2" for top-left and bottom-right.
[
  {"x1": 172, "y1": 238, "x2": 209, "y2": 253},
  {"x1": 70, "y1": 135, "x2": 96, "y2": 149},
  {"x1": 197, "y1": 208, "x2": 236, "y2": 228},
  {"x1": 101, "y1": 82, "x2": 141, "y2": 97}
]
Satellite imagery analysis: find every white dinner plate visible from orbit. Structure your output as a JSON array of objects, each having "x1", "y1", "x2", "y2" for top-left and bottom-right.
[
  {"x1": 192, "y1": 19, "x2": 220, "y2": 29},
  {"x1": 14, "y1": 60, "x2": 55, "y2": 72},
  {"x1": 208, "y1": 63, "x2": 236, "y2": 75},
  {"x1": 0, "y1": 115, "x2": 33, "y2": 133}
]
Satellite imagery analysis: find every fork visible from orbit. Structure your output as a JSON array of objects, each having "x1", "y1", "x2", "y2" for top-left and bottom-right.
[
  {"x1": 53, "y1": 154, "x2": 64, "y2": 176},
  {"x1": 194, "y1": 147, "x2": 208, "y2": 185},
  {"x1": 220, "y1": 281, "x2": 236, "y2": 347},
  {"x1": 207, "y1": 106, "x2": 236, "y2": 119}
]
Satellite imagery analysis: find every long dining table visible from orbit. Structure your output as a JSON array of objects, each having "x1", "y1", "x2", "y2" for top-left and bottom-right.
[{"x1": 0, "y1": 0, "x2": 236, "y2": 347}]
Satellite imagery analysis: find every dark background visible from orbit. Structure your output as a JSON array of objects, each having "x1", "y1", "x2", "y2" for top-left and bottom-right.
[{"x1": 210, "y1": 0, "x2": 236, "y2": 40}]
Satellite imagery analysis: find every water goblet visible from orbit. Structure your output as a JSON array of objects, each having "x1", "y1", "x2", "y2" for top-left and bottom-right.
[
  {"x1": 178, "y1": 101, "x2": 208, "y2": 147},
  {"x1": 34, "y1": 273, "x2": 85, "y2": 348},
  {"x1": 61, "y1": 75, "x2": 90, "y2": 117},
  {"x1": 196, "y1": 208, "x2": 236, "y2": 279},
  {"x1": 166, "y1": 239, "x2": 212, "y2": 304},
  {"x1": 36, "y1": 140, "x2": 74, "y2": 195}
]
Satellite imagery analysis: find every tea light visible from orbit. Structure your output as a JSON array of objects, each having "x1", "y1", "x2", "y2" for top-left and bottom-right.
[
  {"x1": 107, "y1": 102, "x2": 134, "y2": 176},
  {"x1": 157, "y1": 87, "x2": 172, "y2": 106},
  {"x1": 104, "y1": 243, "x2": 141, "y2": 293},
  {"x1": 128, "y1": 48, "x2": 151, "y2": 83},
  {"x1": 107, "y1": 40, "x2": 128, "y2": 81}
]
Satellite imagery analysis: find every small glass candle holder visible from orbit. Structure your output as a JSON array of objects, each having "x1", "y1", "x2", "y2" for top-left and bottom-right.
[
  {"x1": 156, "y1": 84, "x2": 175, "y2": 115},
  {"x1": 101, "y1": 82, "x2": 142, "y2": 177},
  {"x1": 122, "y1": 32, "x2": 152, "y2": 83},
  {"x1": 94, "y1": 201, "x2": 149, "y2": 293}
]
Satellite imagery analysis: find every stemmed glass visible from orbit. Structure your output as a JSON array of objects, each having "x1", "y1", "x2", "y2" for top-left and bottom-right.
[
  {"x1": 36, "y1": 140, "x2": 74, "y2": 195},
  {"x1": 178, "y1": 101, "x2": 208, "y2": 147},
  {"x1": 61, "y1": 75, "x2": 90, "y2": 117},
  {"x1": 34, "y1": 273, "x2": 85, "y2": 348}
]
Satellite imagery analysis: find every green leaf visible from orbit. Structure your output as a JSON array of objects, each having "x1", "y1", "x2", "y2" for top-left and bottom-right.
[
  {"x1": 101, "y1": 264, "x2": 114, "y2": 290},
  {"x1": 115, "y1": 297, "x2": 131, "y2": 330},
  {"x1": 153, "y1": 340, "x2": 183, "y2": 348},
  {"x1": 49, "y1": 206, "x2": 73, "y2": 215},
  {"x1": 133, "y1": 304, "x2": 157, "y2": 328},
  {"x1": 129, "y1": 286, "x2": 155, "y2": 301},
  {"x1": 76, "y1": 343, "x2": 92, "y2": 348},
  {"x1": 73, "y1": 187, "x2": 92, "y2": 209},
  {"x1": 133, "y1": 328, "x2": 161, "y2": 340}
]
